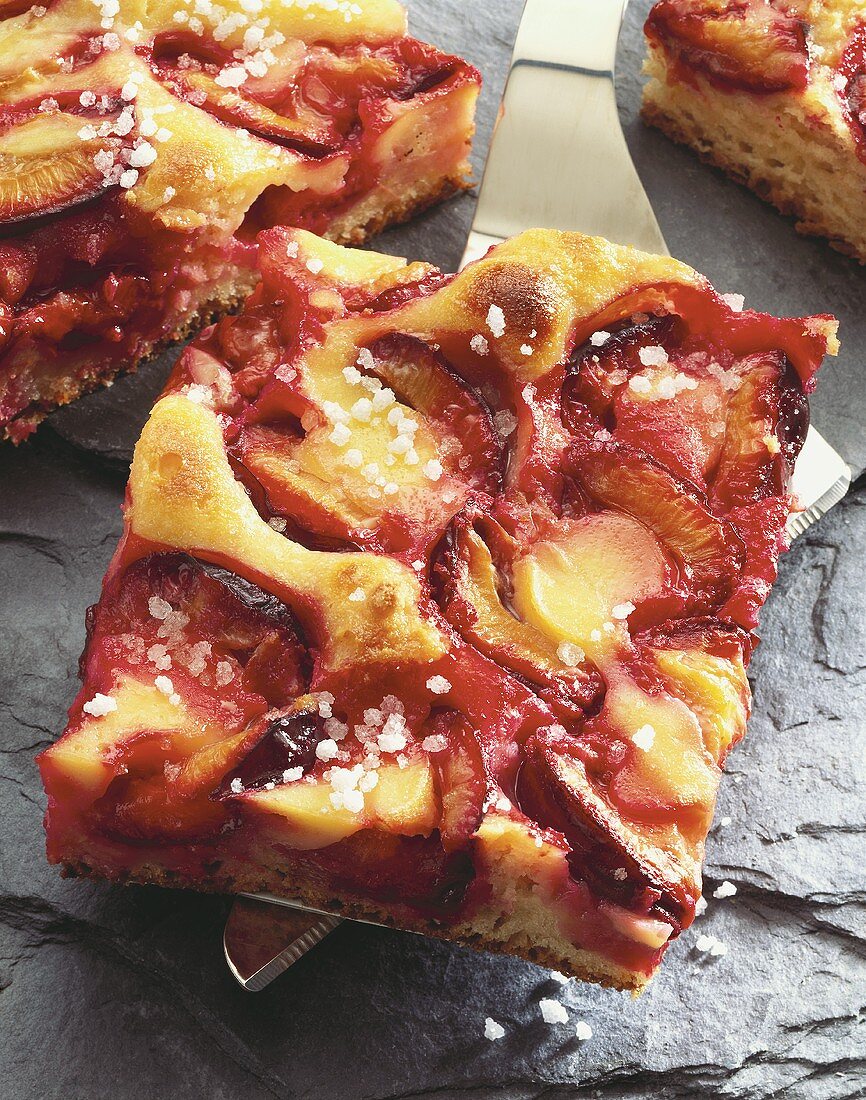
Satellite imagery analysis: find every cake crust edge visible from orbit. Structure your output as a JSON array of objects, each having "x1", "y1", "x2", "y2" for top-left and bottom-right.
[{"x1": 58, "y1": 857, "x2": 649, "y2": 993}]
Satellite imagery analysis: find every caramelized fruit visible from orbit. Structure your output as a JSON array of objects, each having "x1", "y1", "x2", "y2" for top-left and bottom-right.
[
  {"x1": 0, "y1": 111, "x2": 116, "y2": 223},
  {"x1": 645, "y1": 0, "x2": 810, "y2": 93},
  {"x1": 566, "y1": 441, "x2": 745, "y2": 608}
]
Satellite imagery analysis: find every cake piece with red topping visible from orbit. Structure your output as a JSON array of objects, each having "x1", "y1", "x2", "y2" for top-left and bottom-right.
[
  {"x1": 0, "y1": 0, "x2": 479, "y2": 440},
  {"x1": 38, "y1": 228, "x2": 837, "y2": 991},
  {"x1": 643, "y1": 0, "x2": 866, "y2": 262}
]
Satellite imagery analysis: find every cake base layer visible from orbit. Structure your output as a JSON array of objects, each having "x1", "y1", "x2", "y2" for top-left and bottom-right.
[{"x1": 58, "y1": 853, "x2": 646, "y2": 993}]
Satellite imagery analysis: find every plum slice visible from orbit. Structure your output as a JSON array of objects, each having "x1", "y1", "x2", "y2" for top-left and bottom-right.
[
  {"x1": 710, "y1": 352, "x2": 806, "y2": 508},
  {"x1": 566, "y1": 441, "x2": 745, "y2": 611},
  {"x1": 646, "y1": 0, "x2": 810, "y2": 94},
  {"x1": 165, "y1": 68, "x2": 341, "y2": 155},
  {"x1": 238, "y1": 335, "x2": 499, "y2": 553},
  {"x1": 637, "y1": 617, "x2": 751, "y2": 762},
  {"x1": 82, "y1": 552, "x2": 310, "y2": 737},
  {"x1": 219, "y1": 703, "x2": 324, "y2": 795},
  {"x1": 437, "y1": 517, "x2": 604, "y2": 717},
  {"x1": 150, "y1": 34, "x2": 338, "y2": 154},
  {"x1": 94, "y1": 713, "x2": 263, "y2": 845},
  {"x1": 565, "y1": 315, "x2": 680, "y2": 412},
  {"x1": 368, "y1": 334, "x2": 502, "y2": 498},
  {"x1": 153, "y1": 36, "x2": 441, "y2": 157},
  {"x1": 196, "y1": 560, "x2": 300, "y2": 631},
  {"x1": 0, "y1": 111, "x2": 114, "y2": 225},
  {"x1": 426, "y1": 712, "x2": 487, "y2": 850},
  {"x1": 510, "y1": 509, "x2": 675, "y2": 663},
  {"x1": 517, "y1": 730, "x2": 696, "y2": 930},
  {"x1": 241, "y1": 753, "x2": 440, "y2": 851},
  {"x1": 77, "y1": 553, "x2": 314, "y2": 845},
  {"x1": 563, "y1": 315, "x2": 734, "y2": 490},
  {"x1": 703, "y1": 355, "x2": 805, "y2": 627}
]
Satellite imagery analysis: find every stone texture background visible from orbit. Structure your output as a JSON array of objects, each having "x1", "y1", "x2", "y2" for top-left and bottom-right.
[{"x1": 1, "y1": 3, "x2": 864, "y2": 1098}]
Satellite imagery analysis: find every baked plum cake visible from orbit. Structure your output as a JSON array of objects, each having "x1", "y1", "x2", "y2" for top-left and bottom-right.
[
  {"x1": 0, "y1": 0, "x2": 479, "y2": 441},
  {"x1": 39, "y1": 229, "x2": 837, "y2": 990},
  {"x1": 643, "y1": 0, "x2": 866, "y2": 263}
]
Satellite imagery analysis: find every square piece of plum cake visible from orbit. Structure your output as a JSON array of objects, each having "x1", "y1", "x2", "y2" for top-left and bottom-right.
[{"x1": 39, "y1": 228, "x2": 836, "y2": 990}]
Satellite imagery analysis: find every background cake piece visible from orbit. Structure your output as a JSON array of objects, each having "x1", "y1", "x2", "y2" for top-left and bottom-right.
[
  {"x1": 39, "y1": 228, "x2": 836, "y2": 992},
  {"x1": 0, "y1": 0, "x2": 479, "y2": 440},
  {"x1": 642, "y1": 0, "x2": 866, "y2": 263}
]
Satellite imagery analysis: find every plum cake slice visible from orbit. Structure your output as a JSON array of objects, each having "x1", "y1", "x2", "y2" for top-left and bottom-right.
[
  {"x1": 643, "y1": 0, "x2": 866, "y2": 263},
  {"x1": 38, "y1": 228, "x2": 837, "y2": 991},
  {"x1": 0, "y1": 0, "x2": 479, "y2": 441}
]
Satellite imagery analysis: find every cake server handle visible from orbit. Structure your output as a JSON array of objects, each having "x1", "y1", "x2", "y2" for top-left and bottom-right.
[{"x1": 223, "y1": 895, "x2": 342, "y2": 992}]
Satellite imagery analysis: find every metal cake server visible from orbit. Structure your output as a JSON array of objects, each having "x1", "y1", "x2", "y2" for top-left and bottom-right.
[
  {"x1": 224, "y1": 896, "x2": 341, "y2": 992},
  {"x1": 224, "y1": 0, "x2": 852, "y2": 989}
]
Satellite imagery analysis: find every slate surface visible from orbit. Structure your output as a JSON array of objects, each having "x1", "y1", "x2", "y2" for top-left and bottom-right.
[{"x1": 1, "y1": 3, "x2": 864, "y2": 1098}]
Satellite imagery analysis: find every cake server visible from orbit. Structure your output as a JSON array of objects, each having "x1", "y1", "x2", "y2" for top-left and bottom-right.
[
  {"x1": 223, "y1": 896, "x2": 341, "y2": 992},
  {"x1": 223, "y1": 0, "x2": 851, "y2": 989}
]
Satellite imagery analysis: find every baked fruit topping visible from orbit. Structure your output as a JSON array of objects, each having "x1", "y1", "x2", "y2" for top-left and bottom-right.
[
  {"x1": 643, "y1": 0, "x2": 866, "y2": 262},
  {"x1": 39, "y1": 229, "x2": 837, "y2": 991},
  {"x1": 0, "y1": 0, "x2": 479, "y2": 439},
  {"x1": 838, "y1": 23, "x2": 866, "y2": 161},
  {"x1": 645, "y1": 0, "x2": 811, "y2": 93}
]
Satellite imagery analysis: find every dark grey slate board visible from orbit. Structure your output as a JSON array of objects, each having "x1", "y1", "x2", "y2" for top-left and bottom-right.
[{"x1": 1, "y1": 3, "x2": 864, "y2": 1098}]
